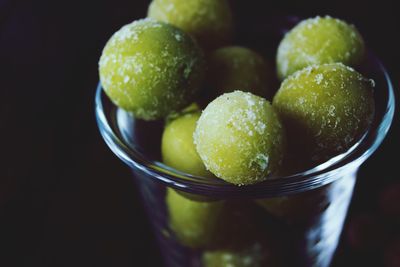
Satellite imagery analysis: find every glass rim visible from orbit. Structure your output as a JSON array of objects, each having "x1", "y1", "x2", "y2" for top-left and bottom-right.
[{"x1": 95, "y1": 57, "x2": 395, "y2": 198}]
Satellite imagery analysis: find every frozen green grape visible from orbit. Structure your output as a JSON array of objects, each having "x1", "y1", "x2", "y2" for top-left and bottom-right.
[
  {"x1": 207, "y1": 46, "x2": 275, "y2": 98},
  {"x1": 99, "y1": 18, "x2": 205, "y2": 120},
  {"x1": 277, "y1": 16, "x2": 365, "y2": 80},
  {"x1": 273, "y1": 63, "x2": 375, "y2": 163},
  {"x1": 162, "y1": 111, "x2": 212, "y2": 177},
  {"x1": 202, "y1": 242, "x2": 270, "y2": 267},
  {"x1": 147, "y1": 0, "x2": 233, "y2": 50},
  {"x1": 194, "y1": 91, "x2": 286, "y2": 185}
]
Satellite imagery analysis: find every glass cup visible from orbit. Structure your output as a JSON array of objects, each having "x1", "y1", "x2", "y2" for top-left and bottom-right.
[{"x1": 95, "y1": 20, "x2": 395, "y2": 267}]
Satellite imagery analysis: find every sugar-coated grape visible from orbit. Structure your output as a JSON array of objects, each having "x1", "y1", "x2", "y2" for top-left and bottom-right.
[
  {"x1": 207, "y1": 46, "x2": 275, "y2": 98},
  {"x1": 194, "y1": 91, "x2": 286, "y2": 185},
  {"x1": 273, "y1": 63, "x2": 375, "y2": 163},
  {"x1": 147, "y1": 0, "x2": 233, "y2": 50},
  {"x1": 162, "y1": 111, "x2": 212, "y2": 177},
  {"x1": 99, "y1": 18, "x2": 205, "y2": 120},
  {"x1": 277, "y1": 16, "x2": 365, "y2": 80}
]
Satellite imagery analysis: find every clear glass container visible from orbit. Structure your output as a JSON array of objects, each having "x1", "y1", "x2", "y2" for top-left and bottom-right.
[{"x1": 95, "y1": 20, "x2": 395, "y2": 267}]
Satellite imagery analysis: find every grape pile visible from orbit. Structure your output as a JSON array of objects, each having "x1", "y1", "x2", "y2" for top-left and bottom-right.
[{"x1": 98, "y1": 1, "x2": 382, "y2": 266}]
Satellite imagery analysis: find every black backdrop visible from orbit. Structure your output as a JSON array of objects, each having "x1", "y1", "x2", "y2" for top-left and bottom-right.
[{"x1": 2, "y1": 0, "x2": 399, "y2": 266}]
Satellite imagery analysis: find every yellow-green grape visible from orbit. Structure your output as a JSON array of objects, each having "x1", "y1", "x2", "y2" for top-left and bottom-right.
[
  {"x1": 99, "y1": 18, "x2": 205, "y2": 120},
  {"x1": 166, "y1": 188, "x2": 226, "y2": 248},
  {"x1": 148, "y1": 0, "x2": 233, "y2": 50},
  {"x1": 202, "y1": 242, "x2": 270, "y2": 267},
  {"x1": 166, "y1": 189, "x2": 266, "y2": 248},
  {"x1": 207, "y1": 46, "x2": 275, "y2": 98},
  {"x1": 174, "y1": 190, "x2": 217, "y2": 202},
  {"x1": 273, "y1": 63, "x2": 375, "y2": 163},
  {"x1": 194, "y1": 91, "x2": 286, "y2": 185},
  {"x1": 162, "y1": 111, "x2": 212, "y2": 177},
  {"x1": 165, "y1": 102, "x2": 201, "y2": 123},
  {"x1": 277, "y1": 16, "x2": 365, "y2": 80}
]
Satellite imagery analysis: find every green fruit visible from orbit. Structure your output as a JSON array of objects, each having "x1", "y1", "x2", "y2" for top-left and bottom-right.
[
  {"x1": 202, "y1": 242, "x2": 270, "y2": 267},
  {"x1": 162, "y1": 111, "x2": 212, "y2": 177},
  {"x1": 208, "y1": 46, "x2": 275, "y2": 98},
  {"x1": 99, "y1": 18, "x2": 205, "y2": 120},
  {"x1": 148, "y1": 0, "x2": 233, "y2": 50},
  {"x1": 166, "y1": 189, "x2": 266, "y2": 249},
  {"x1": 277, "y1": 16, "x2": 365, "y2": 80},
  {"x1": 194, "y1": 91, "x2": 286, "y2": 185},
  {"x1": 273, "y1": 63, "x2": 375, "y2": 163},
  {"x1": 166, "y1": 188, "x2": 225, "y2": 248}
]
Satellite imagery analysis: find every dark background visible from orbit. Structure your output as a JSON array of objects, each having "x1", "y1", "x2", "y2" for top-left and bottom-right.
[{"x1": 2, "y1": 0, "x2": 399, "y2": 266}]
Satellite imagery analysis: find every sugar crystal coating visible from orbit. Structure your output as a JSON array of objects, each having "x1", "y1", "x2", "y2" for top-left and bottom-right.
[
  {"x1": 148, "y1": 0, "x2": 233, "y2": 50},
  {"x1": 99, "y1": 19, "x2": 205, "y2": 120},
  {"x1": 194, "y1": 91, "x2": 286, "y2": 185},
  {"x1": 162, "y1": 111, "x2": 212, "y2": 177},
  {"x1": 207, "y1": 46, "x2": 275, "y2": 98},
  {"x1": 277, "y1": 16, "x2": 365, "y2": 80},
  {"x1": 273, "y1": 63, "x2": 375, "y2": 163}
]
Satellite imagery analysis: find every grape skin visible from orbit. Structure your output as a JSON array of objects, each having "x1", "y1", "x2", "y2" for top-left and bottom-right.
[
  {"x1": 194, "y1": 91, "x2": 286, "y2": 185},
  {"x1": 277, "y1": 16, "x2": 365, "y2": 80},
  {"x1": 273, "y1": 63, "x2": 375, "y2": 163},
  {"x1": 148, "y1": 0, "x2": 233, "y2": 50},
  {"x1": 99, "y1": 18, "x2": 205, "y2": 120}
]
